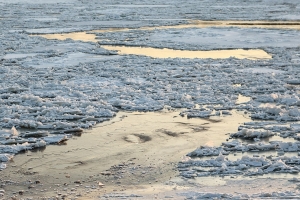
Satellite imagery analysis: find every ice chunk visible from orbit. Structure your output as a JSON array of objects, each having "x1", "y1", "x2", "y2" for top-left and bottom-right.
[
  {"x1": 231, "y1": 128, "x2": 274, "y2": 139},
  {"x1": 0, "y1": 154, "x2": 13, "y2": 162},
  {"x1": 289, "y1": 108, "x2": 300, "y2": 117},
  {"x1": 0, "y1": 130, "x2": 11, "y2": 138},
  {"x1": 21, "y1": 131, "x2": 49, "y2": 138},
  {"x1": 263, "y1": 104, "x2": 282, "y2": 115},
  {"x1": 180, "y1": 109, "x2": 212, "y2": 118},
  {"x1": 187, "y1": 146, "x2": 228, "y2": 157},
  {"x1": 32, "y1": 140, "x2": 47, "y2": 148},
  {"x1": 280, "y1": 95, "x2": 300, "y2": 106},
  {"x1": 287, "y1": 79, "x2": 300, "y2": 85},
  {"x1": 291, "y1": 123, "x2": 300, "y2": 131},
  {"x1": 263, "y1": 159, "x2": 295, "y2": 173},
  {"x1": 42, "y1": 135, "x2": 69, "y2": 144},
  {"x1": 275, "y1": 142, "x2": 300, "y2": 152},
  {"x1": 10, "y1": 126, "x2": 18, "y2": 136},
  {"x1": 0, "y1": 163, "x2": 6, "y2": 170}
]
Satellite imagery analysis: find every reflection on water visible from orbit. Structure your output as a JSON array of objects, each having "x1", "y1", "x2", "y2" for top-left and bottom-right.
[
  {"x1": 39, "y1": 32, "x2": 98, "y2": 42},
  {"x1": 101, "y1": 45, "x2": 271, "y2": 60}
]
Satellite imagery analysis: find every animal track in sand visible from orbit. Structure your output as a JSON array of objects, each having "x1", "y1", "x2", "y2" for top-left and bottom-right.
[
  {"x1": 123, "y1": 133, "x2": 152, "y2": 143},
  {"x1": 156, "y1": 128, "x2": 187, "y2": 137}
]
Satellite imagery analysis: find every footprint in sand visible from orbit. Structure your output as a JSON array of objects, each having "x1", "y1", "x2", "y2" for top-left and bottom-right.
[{"x1": 123, "y1": 134, "x2": 152, "y2": 143}]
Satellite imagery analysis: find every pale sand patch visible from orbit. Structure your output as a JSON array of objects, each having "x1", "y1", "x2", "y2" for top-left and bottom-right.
[{"x1": 0, "y1": 109, "x2": 251, "y2": 199}]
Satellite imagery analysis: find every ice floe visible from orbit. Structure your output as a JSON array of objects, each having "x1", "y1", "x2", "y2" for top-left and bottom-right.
[
  {"x1": 187, "y1": 146, "x2": 229, "y2": 157},
  {"x1": 179, "y1": 153, "x2": 300, "y2": 177},
  {"x1": 181, "y1": 190, "x2": 300, "y2": 199},
  {"x1": 230, "y1": 128, "x2": 274, "y2": 139}
]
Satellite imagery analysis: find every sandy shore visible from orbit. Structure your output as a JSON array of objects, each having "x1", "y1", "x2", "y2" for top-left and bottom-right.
[{"x1": 0, "y1": 109, "x2": 256, "y2": 199}]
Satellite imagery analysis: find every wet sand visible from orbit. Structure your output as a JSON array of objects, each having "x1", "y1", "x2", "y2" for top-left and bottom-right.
[{"x1": 0, "y1": 109, "x2": 251, "y2": 199}]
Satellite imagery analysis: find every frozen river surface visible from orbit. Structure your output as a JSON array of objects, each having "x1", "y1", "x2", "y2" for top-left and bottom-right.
[{"x1": 0, "y1": 0, "x2": 300, "y2": 199}]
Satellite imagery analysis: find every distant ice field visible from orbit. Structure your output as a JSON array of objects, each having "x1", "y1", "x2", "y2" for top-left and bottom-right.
[{"x1": 0, "y1": 0, "x2": 300, "y2": 198}]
